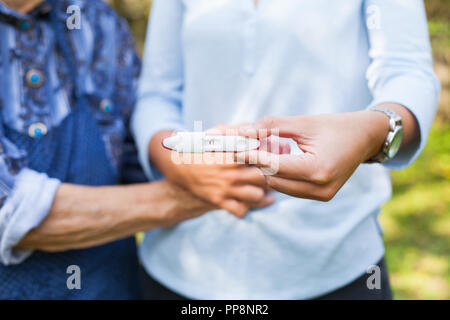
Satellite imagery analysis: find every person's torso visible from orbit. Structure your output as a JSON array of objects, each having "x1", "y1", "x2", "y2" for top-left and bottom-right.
[
  {"x1": 181, "y1": 0, "x2": 373, "y2": 128},
  {"x1": 141, "y1": 0, "x2": 392, "y2": 299}
]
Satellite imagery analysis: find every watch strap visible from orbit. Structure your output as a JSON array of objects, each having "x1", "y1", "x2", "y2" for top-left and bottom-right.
[{"x1": 366, "y1": 107, "x2": 403, "y2": 163}]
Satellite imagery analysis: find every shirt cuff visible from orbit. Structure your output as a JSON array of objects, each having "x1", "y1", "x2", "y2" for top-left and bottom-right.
[
  {"x1": 131, "y1": 96, "x2": 186, "y2": 181},
  {"x1": 0, "y1": 169, "x2": 61, "y2": 265},
  {"x1": 368, "y1": 73, "x2": 440, "y2": 170}
]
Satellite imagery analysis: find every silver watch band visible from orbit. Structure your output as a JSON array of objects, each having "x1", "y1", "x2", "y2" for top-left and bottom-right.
[{"x1": 366, "y1": 107, "x2": 403, "y2": 163}]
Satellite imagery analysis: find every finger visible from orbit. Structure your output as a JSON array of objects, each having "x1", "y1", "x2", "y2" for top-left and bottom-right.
[
  {"x1": 265, "y1": 176, "x2": 337, "y2": 201},
  {"x1": 259, "y1": 136, "x2": 291, "y2": 154},
  {"x1": 227, "y1": 185, "x2": 266, "y2": 203},
  {"x1": 248, "y1": 193, "x2": 276, "y2": 208},
  {"x1": 236, "y1": 151, "x2": 317, "y2": 182},
  {"x1": 200, "y1": 152, "x2": 244, "y2": 167},
  {"x1": 220, "y1": 199, "x2": 249, "y2": 218},
  {"x1": 206, "y1": 124, "x2": 228, "y2": 134},
  {"x1": 229, "y1": 167, "x2": 267, "y2": 187},
  {"x1": 239, "y1": 116, "x2": 303, "y2": 139}
]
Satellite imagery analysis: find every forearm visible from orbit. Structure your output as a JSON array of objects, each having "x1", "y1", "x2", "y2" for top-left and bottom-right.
[{"x1": 17, "y1": 181, "x2": 211, "y2": 252}]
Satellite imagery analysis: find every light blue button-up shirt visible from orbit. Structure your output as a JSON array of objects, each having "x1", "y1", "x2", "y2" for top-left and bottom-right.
[{"x1": 132, "y1": 0, "x2": 440, "y2": 299}]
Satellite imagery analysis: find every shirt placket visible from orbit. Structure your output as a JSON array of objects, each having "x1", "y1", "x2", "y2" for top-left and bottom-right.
[{"x1": 243, "y1": 0, "x2": 258, "y2": 76}]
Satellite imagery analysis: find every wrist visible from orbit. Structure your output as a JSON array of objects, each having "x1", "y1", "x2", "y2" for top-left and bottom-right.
[
  {"x1": 155, "y1": 182, "x2": 212, "y2": 227},
  {"x1": 359, "y1": 110, "x2": 391, "y2": 162}
]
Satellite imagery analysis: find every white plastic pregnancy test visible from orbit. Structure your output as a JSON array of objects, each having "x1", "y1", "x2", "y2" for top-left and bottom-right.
[{"x1": 162, "y1": 132, "x2": 260, "y2": 153}]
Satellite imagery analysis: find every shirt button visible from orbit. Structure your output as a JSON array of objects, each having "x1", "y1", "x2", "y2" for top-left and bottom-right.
[
  {"x1": 18, "y1": 19, "x2": 32, "y2": 30},
  {"x1": 26, "y1": 69, "x2": 45, "y2": 88},
  {"x1": 28, "y1": 122, "x2": 48, "y2": 138},
  {"x1": 100, "y1": 99, "x2": 113, "y2": 114}
]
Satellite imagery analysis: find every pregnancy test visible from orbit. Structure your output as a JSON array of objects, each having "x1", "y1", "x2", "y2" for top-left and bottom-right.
[{"x1": 162, "y1": 132, "x2": 260, "y2": 153}]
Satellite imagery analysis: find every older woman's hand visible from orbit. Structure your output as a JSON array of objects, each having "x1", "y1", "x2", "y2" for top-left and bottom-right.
[{"x1": 149, "y1": 126, "x2": 282, "y2": 218}]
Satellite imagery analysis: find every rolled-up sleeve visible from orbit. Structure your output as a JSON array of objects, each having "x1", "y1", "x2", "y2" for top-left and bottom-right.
[
  {"x1": 364, "y1": 0, "x2": 441, "y2": 169},
  {"x1": 131, "y1": 0, "x2": 186, "y2": 181},
  {"x1": 0, "y1": 135, "x2": 60, "y2": 265}
]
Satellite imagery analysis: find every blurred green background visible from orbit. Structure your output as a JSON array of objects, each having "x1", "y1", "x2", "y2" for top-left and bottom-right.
[{"x1": 110, "y1": 0, "x2": 450, "y2": 300}]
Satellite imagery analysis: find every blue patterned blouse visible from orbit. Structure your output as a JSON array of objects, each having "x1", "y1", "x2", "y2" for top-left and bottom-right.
[{"x1": 0, "y1": 0, "x2": 143, "y2": 265}]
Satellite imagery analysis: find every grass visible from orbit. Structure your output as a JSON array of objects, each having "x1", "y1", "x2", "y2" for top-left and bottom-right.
[
  {"x1": 382, "y1": 10, "x2": 450, "y2": 299},
  {"x1": 381, "y1": 121, "x2": 450, "y2": 299}
]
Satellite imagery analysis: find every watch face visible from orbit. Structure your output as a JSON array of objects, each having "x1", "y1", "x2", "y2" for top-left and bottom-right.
[{"x1": 388, "y1": 127, "x2": 404, "y2": 159}]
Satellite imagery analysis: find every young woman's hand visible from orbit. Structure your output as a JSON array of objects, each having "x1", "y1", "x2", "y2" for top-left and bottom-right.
[{"x1": 238, "y1": 104, "x2": 419, "y2": 201}]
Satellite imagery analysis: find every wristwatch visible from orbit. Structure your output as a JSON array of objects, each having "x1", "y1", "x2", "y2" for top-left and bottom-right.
[{"x1": 366, "y1": 107, "x2": 404, "y2": 163}]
